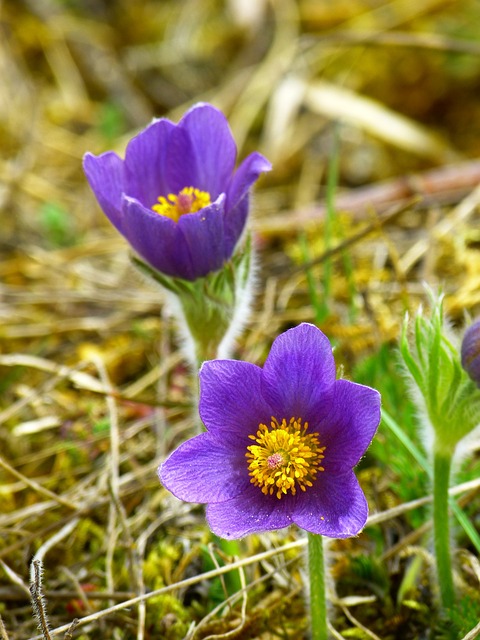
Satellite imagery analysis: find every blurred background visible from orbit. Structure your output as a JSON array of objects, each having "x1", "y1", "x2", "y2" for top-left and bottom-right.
[{"x1": 3, "y1": 0, "x2": 480, "y2": 362}]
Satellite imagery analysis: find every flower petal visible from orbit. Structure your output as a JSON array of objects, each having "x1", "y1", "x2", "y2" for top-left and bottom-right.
[
  {"x1": 226, "y1": 152, "x2": 272, "y2": 211},
  {"x1": 320, "y1": 380, "x2": 381, "y2": 471},
  {"x1": 223, "y1": 196, "x2": 249, "y2": 258},
  {"x1": 261, "y1": 324, "x2": 336, "y2": 421},
  {"x1": 292, "y1": 471, "x2": 368, "y2": 537},
  {"x1": 206, "y1": 484, "x2": 296, "y2": 539},
  {"x1": 122, "y1": 194, "x2": 232, "y2": 280},
  {"x1": 461, "y1": 320, "x2": 480, "y2": 386},
  {"x1": 83, "y1": 151, "x2": 125, "y2": 231},
  {"x1": 124, "y1": 118, "x2": 176, "y2": 208},
  {"x1": 199, "y1": 360, "x2": 273, "y2": 445},
  {"x1": 163, "y1": 124, "x2": 198, "y2": 196},
  {"x1": 177, "y1": 194, "x2": 227, "y2": 277},
  {"x1": 177, "y1": 103, "x2": 237, "y2": 198},
  {"x1": 224, "y1": 152, "x2": 272, "y2": 254},
  {"x1": 122, "y1": 196, "x2": 195, "y2": 279},
  {"x1": 158, "y1": 433, "x2": 249, "y2": 503}
]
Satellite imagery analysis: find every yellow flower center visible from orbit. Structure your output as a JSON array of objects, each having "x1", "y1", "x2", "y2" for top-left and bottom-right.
[
  {"x1": 246, "y1": 417, "x2": 325, "y2": 500},
  {"x1": 152, "y1": 186, "x2": 211, "y2": 222}
]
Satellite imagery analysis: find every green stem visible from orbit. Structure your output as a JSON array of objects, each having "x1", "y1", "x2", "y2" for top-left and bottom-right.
[
  {"x1": 308, "y1": 533, "x2": 328, "y2": 640},
  {"x1": 433, "y1": 449, "x2": 455, "y2": 610},
  {"x1": 323, "y1": 126, "x2": 339, "y2": 310}
]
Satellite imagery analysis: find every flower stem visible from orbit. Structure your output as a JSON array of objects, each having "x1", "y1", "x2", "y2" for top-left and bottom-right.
[
  {"x1": 308, "y1": 532, "x2": 328, "y2": 640},
  {"x1": 433, "y1": 448, "x2": 455, "y2": 610}
]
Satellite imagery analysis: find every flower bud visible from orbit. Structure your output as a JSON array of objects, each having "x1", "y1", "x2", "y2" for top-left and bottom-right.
[
  {"x1": 461, "y1": 320, "x2": 480, "y2": 386},
  {"x1": 400, "y1": 294, "x2": 480, "y2": 452}
]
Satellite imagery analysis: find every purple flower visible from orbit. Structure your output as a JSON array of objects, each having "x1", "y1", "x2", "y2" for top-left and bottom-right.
[
  {"x1": 461, "y1": 319, "x2": 480, "y2": 386},
  {"x1": 159, "y1": 323, "x2": 381, "y2": 539},
  {"x1": 83, "y1": 103, "x2": 271, "y2": 281}
]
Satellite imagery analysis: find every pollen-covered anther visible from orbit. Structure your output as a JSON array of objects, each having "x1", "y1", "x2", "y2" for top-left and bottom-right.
[
  {"x1": 246, "y1": 417, "x2": 326, "y2": 500},
  {"x1": 152, "y1": 186, "x2": 211, "y2": 222}
]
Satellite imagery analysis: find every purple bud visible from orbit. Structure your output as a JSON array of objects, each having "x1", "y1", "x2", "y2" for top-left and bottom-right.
[{"x1": 461, "y1": 320, "x2": 480, "y2": 386}]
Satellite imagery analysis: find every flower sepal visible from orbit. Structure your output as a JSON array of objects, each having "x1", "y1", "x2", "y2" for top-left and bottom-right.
[
  {"x1": 400, "y1": 292, "x2": 480, "y2": 451},
  {"x1": 132, "y1": 236, "x2": 253, "y2": 364}
]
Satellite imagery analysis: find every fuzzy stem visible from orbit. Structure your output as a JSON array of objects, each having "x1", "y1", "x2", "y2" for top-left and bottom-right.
[
  {"x1": 308, "y1": 533, "x2": 328, "y2": 640},
  {"x1": 433, "y1": 448, "x2": 455, "y2": 610}
]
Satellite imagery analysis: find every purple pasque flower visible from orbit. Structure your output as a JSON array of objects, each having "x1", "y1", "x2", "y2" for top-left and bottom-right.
[
  {"x1": 159, "y1": 323, "x2": 381, "y2": 539},
  {"x1": 83, "y1": 103, "x2": 271, "y2": 281},
  {"x1": 461, "y1": 319, "x2": 480, "y2": 386}
]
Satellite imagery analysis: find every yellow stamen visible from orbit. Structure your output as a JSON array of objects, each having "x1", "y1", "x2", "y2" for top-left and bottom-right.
[
  {"x1": 246, "y1": 417, "x2": 325, "y2": 500},
  {"x1": 152, "y1": 186, "x2": 211, "y2": 222}
]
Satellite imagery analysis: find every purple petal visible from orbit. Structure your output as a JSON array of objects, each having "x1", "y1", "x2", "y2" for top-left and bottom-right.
[
  {"x1": 226, "y1": 152, "x2": 272, "y2": 211},
  {"x1": 292, "y1": 471, "x2": 368, "y2": 537},
  {"x1": 261, "y1": 324, "x2": 336, "y2": 421},
  {"x1": 177, "y1": 194, "x2": 227, "y2": 276},
  {"x1": 158, "y1": 433, "x2": 249, "y2": 503},
  {"x1": 164, "y1": 124, "x2": 198, "y2": 196},
  {"x1": 206, "y1": 484, "x2": 297, "y2": 539},
  {"x1": 177, "y1": 103, "x2": 237, "y2": 198},
  {"x1": 224, "y1": 152, "x2": 272, "y2": 253},
  {"x1": 223, "y1": 196, "x2": 249, "y2": 257},
  {"x1": 461, "y1": 320, "x2": 480, "y2": 386},
  {"x1": 83, "y1": 152, "x2": 125, "y2": 231},
  {"x1": 123, "y1": 194, "x2": 231, "y2": 280},
  {"x1": 122, "y1": 196, "x2": 195, "y2": 280},
  {"x1": 199, "y1": 360, "x2": 273, "y2": 445},
  {"x1": 124, "y1": 119, "x2": 176, "y2": 208},
  {"x1": 320, "y1": 380, "x2": 381, "y2": 471}
]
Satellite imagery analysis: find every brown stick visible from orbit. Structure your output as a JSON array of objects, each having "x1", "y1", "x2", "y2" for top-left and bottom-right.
[{"x1": 255, "y1": 159, "x2": 480, "y2": 236}]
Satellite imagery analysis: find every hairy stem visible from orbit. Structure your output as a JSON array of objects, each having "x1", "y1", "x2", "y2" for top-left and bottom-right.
[
  {"x1": 433, "y1": 449, "x2": 455, "y2": 610},
  {"x1": 308, "y1": 532, "x2": 328, "y2": 640}
]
